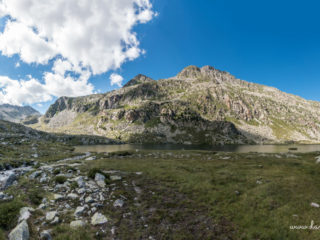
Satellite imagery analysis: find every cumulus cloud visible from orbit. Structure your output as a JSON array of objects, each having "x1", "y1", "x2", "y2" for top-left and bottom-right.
[
  {"x1": 0, "y1": 0, "x2": 155, "y2": 105},
  {"x1": 110, "y1": 73, "x2": 124, "y2": 87}
]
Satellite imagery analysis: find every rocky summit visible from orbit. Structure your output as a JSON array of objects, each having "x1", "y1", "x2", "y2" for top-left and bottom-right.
[{"x1": 31, "y1": 65, "x2": 320, "y2": 145}]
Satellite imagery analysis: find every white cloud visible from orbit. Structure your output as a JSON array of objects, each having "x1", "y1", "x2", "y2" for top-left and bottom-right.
[
  {"x1": 0, "y1": 0, "x2": 155, "y2": 105},
  {"x1": 0, "y1": 76, "x2": 51, "y2": 105},
  {"x1": 0, "y1": 0, "x2": 155, "y2": 74},
  {"x1": 110, "y1": 73, "x2": 124, "y2": 88}
]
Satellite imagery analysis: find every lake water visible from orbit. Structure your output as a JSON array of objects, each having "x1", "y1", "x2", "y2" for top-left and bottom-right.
[{"x1": 74, "y1": 144, "x2": 320, "y2": 154}]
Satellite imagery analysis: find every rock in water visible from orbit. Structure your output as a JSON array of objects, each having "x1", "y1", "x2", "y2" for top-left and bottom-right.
[
  {"x1": 91, "y1": 212, "x2": 108, "y2": 225},
  {"x1": 9, "y1": 220, "x2": 29, "y2": 240}
]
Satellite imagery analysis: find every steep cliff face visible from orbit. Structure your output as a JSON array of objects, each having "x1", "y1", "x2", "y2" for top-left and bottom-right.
[
  {"x1": 0, "y1": 104, "x2": 41, "y2": 123},
  {"x1": 33, "y1": 65, "x2": 320, "y2": 144}
]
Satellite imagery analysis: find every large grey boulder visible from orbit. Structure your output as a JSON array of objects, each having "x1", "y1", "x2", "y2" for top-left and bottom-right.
[{"x1": 9, "y1": 220, "x2": 29, "y2": 240}]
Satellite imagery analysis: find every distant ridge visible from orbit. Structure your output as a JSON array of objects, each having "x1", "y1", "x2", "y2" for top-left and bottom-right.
[{"x1": 0, "y1": 104, "x2": 41, "y2": 123}]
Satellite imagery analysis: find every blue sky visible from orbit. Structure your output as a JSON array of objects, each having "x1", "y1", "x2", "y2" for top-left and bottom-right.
[{"x1": 0, "y1": 0, "x2": 320, "y2": 113}]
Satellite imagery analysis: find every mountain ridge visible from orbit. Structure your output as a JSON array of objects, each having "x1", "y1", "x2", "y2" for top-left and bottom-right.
[
  {"x1": 30, "y1": 65, "x2": 320, "y2": 145},
  {"x1": 0, "y1": 104, "x2": 41, "y2": 123}
]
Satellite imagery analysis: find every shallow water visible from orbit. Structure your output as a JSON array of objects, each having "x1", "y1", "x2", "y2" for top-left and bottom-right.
[{"x1": 74, "y1": 144, "x2": 320, "y2": 154}]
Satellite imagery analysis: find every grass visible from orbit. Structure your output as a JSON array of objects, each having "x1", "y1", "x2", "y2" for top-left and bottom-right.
[
  {"x1": 85, "y1": 150, "x2": 320, "y2": 239},
  {"x1": 55, "y1": 176, "x2": 67, "y2": 184}
]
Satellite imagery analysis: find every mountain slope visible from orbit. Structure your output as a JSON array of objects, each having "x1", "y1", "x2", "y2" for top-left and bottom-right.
[
  {"x1": 32, "y1": 66, "x2": 320, "y2": 144},
  {"x1": 0, "y1": 104, "x2": 41, "y2": 123}
]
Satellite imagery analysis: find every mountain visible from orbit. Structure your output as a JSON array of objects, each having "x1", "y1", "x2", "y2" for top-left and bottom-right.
[
  {"x1": 0, "y1": 104, "x2": 41, "y2": 123},
  {"x1": 32, "y1": 65, "x2": 320, "y2": 145}
]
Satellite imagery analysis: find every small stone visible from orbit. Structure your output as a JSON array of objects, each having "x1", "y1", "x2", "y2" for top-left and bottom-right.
[
  {"x1": 113, "y1": 199, "x2": 124, "y2": 208},
  {"x1": 50, "y1": 217, "x2": 59, "y2": 225},
  {"x1": 77, "y1": 188, "x2": 86, "y2": 194},
  {"x1": 67, "y1": 193, "x2": 79, "y2": 200},
  {"x1": 110, "y1": 175, "x2": 122, "y2": 181},
  {"x1": 96, "y1": 181, "x2": 106, "y2": 188},
  {"x1": 38, "y1": 204, "x2": 47, "y2": 210},
  {"x1": 53, "y1": 194, "x2": 64, "y2": 201},
  {"x1": 311, "y1": 202, "x2": 320, "y2": 208},
  {"x1": 9, "y1": 220, "x2": 29, "y2": 240},
  {"x1": 70, "y1": 220, "x2": 86, "y2": 228},
  {"x1": 46, "y1": 211, "x2": 57, "y2": 222},
  {"x1": 74, "y1": 206, "x2": 85, "y2": 217},
  {"x1": 91, "y1": 212, "x2": 108, "y2": 225},
  {"x1": 40, "y1": 230, "x2": 52, "y2": 240},
  {"x1": 85, "y1": 196, "x2": 94, "y2": 203},
  {"x1": 95, "y1": 173, "x2": 105, "y2": 182}
]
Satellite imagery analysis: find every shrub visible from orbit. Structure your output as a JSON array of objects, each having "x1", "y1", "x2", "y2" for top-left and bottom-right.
[
  {"x1": 53, "y1": 169, "x2": 61, "y2": 175},
  {"x1": 29, "y1": 188, "x2": 44, "y2": 205},
  {"x1": 55, "y1": 176, "x2": 67, "y2": 184},
  {"x1": 0, "y1": 200, "x2": 23, "y2": 230}
]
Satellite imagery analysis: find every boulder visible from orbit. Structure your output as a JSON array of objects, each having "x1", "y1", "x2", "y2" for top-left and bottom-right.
[
  {"x1": 9, "y1": 220, "x2": 29, "y2": 240},
  {"x1": 91, "y1": 212, "x2": 108, "y2": 225},
  {"x1": 46, "y1": 211, "x2": 57, "y2": 222},
  {"x1": 18, "y1": 207, "x2": 34, "y2": 223},
  {"x1": 0, "y1": 171, "x2": 16, "y2": 190},
  {"x1": 95, "y1": 173, "x2": 105, "y2": 182},
  {"x1": 70, "y1": 220, "x2": 86, "y2": 228}
]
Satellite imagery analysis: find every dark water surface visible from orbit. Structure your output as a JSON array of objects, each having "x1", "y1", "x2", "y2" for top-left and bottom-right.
[{"x1": 74, "y1": 144, "x2": 320, "y2": 153}]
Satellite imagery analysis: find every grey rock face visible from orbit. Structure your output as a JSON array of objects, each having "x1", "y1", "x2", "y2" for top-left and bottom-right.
[
  {"x1": 40, "y1": 230, "x2": 52, "y2": 240},
  {"x1": 9, "y1": 220, "x2": 29, "y2": 240}
]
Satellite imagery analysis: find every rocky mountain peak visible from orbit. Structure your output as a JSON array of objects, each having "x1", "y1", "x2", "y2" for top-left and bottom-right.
[
  {"x1": 123, "y1": 74, "x2": 154, "y2": 87},
  {"x1": 177, "y1": 65, "x2": 202, "y2": 79}
]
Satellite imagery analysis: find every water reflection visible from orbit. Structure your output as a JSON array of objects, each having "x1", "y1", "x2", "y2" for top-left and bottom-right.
[{"x1": 74, "y1": 144, "x2": 320, "y2": 153}]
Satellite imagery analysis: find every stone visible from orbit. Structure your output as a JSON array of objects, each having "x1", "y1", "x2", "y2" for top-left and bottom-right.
[
  {"x1": 91, "y1": 212, "x2": 108, "y2": 225},
  {"x1": 110, "y1": 175, "x2": 122, "y2": 181},
  {"x1": 95, "y1": 173, "x2": 105, "y2": 182},
  {"x1": 77, "y1": 188, "x2": 86, "y2": 194},
  {"x1": 40, "y1": 230, "x2": 52, "y2": 240},
  {"x1": 37, "y1": 204, "x2": 47, "y2": 210},
  {"x1": 113, "y1": 199, "x2": 124, "y2": 208},
  {"x1": 39, "y1": 173, "x2": 48, "y2": 183},
  {"x1": 18, "y1": 207, "x2": 34, "y2": 223},
  {"x1": 0, "y1": 191, "x2": 13, "y2": 200},
  {"x1": 311, "y1": 202, "x2": 320, "y2": 208},
  {"x1": 29, "y1": 171, "x2": 42, "y2": 180},
  {"x1": 74, "y1": 206, "x2": 85, "y2": 217},
  {"x1": 50, "y1": 217, "x2": 59, "y2": 225},
  {"x1": 9, "y1": 220, "x2": 29, "y2": 240},
  {"x1": 70, "y1": 220, "x2": 86, "y2": 228},
  {"x1": 46, "y1": 211, "x2": 57, "y2": 222},
  {"x1": 67, "y1": 193, "x2": 79, "y2": 200},
  {"x1": 96, "y1": 181, "x2": 106, "y2": 188},
  {"x1": 53, "y1": 194, "x2": 64, "y2": 201},
  {"x1": 85, "y1": 196, "x2": 94, "y2": 203},
  {"x1": 75, "y1": 176, "x2": 86, "y2": 188},
  {"x1": 0, "y1": 171, "x2": 16, "y2": 190}
]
